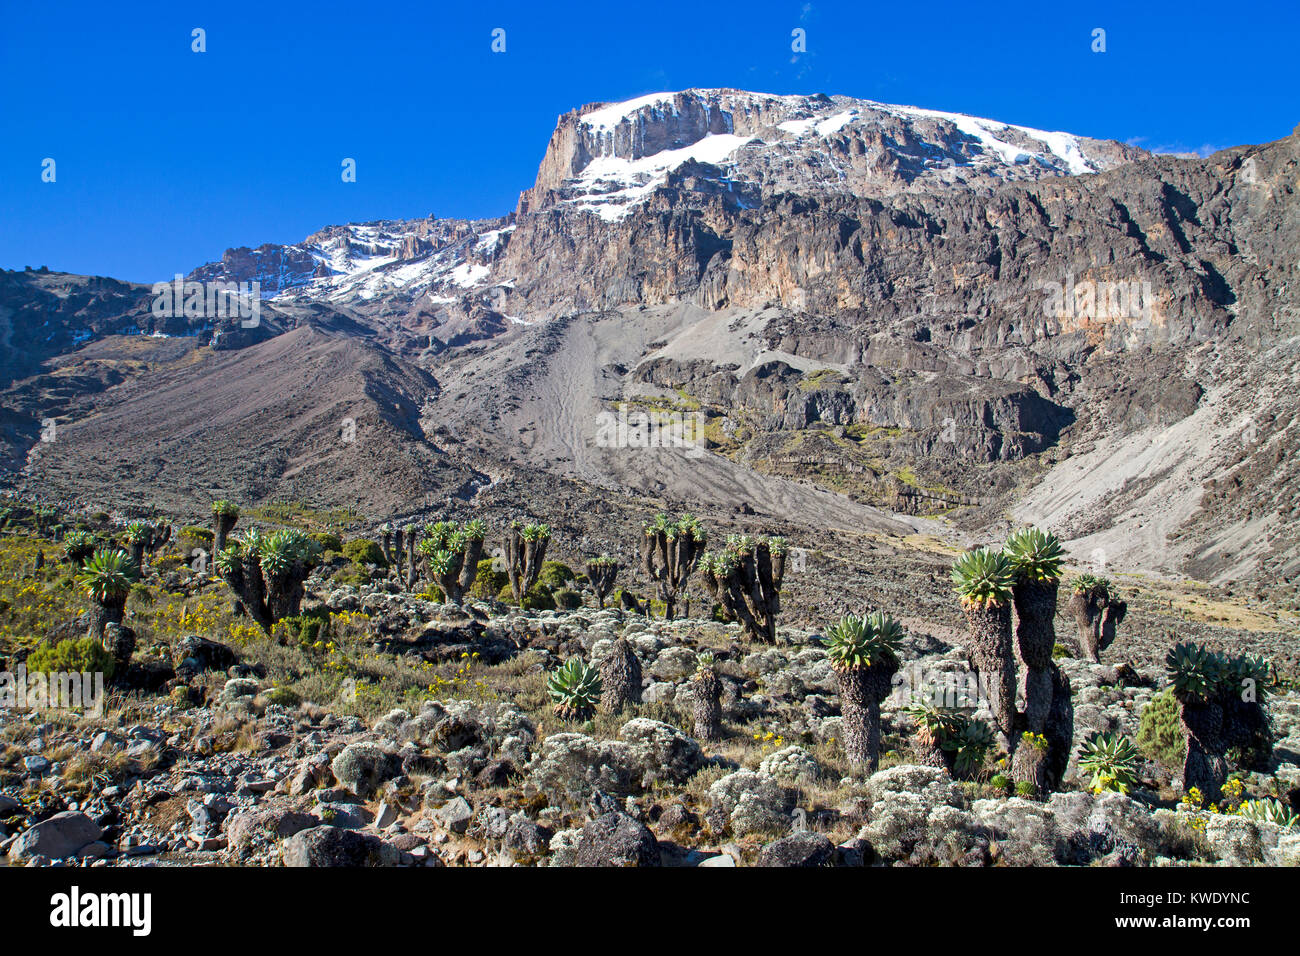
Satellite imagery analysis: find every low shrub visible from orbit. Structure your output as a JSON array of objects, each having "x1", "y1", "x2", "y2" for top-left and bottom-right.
[
  {"x1": 266, "y1": 685, "x2": 302, "y2": 707},
  {"x1": 274, "y1": 611, "x2": 330, "y2": 650},
  {"x1": 522, "y1": 583, "x2": 556, "y2": 611},
  {"x1": 342, "y1": 539, "x2": 386, "y2": 567},
  {"x1": 538, "y1": 560, "x2": 575, "y2": 591},
  {"x1": 332, "y1": 565, "x2": 370, "y2": 588},
  {"x1": 27, "y1": 637, "x2": 116, "y2": 681},
  {"x1": 1137, "y1": 688, "x2": 1186, "y2": 769},
  {"x1": 311, "y1": 532, "x2": 343, "y2": 553},
  {"x1": 552, "y1": 587, "x2": 582, "y2": 610},
  {"x1": 470, "y1": 559, "x2": 507, "y2": 601},
  {"x1": 179, "y1": 526, "x2": 214, "y2": 553}
]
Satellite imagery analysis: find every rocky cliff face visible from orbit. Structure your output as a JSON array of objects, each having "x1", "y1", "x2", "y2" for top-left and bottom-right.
[
  {"x1": 0, "y1": 270, "x2": 156, "y2": 388},
  {"x1": 9, "y1": 90, "x2": 1300, "y2": 596}
]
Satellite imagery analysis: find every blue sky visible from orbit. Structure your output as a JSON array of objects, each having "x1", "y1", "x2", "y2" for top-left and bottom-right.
[{"x1": 2, "y1": 0, "x2": 1296, "y2": 282}]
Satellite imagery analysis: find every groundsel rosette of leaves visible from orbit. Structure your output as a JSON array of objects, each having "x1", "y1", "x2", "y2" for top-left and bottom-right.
[
  {"x1": 951, "y1": 546, "x2": 1016, "y2": 606},
  {"x1": 63, "y1": 529, "x2": 98, "y2": 564},
  {"x1": 1165, "y1": 642, "x2": 1270, "y2": 704},
  {"x1": 78, "y1": 547, "x2": 139, "y2": 603},
  {"x1": 546, "y1": 656, "x2": 602, "y2": 721},
  {"x1": 908, "y1": 704, "x2": 962, "y2": 749},
  {"x1": 908, "y1": 704, "x2": 995, "y2": 776},
  {"x1": 1237, "y1": 798, "x2": 1298, "y2": 828},
  {"x1": 824, "y1": 611, "x2": 903, "y2": 672},
  {"x1": 1078, "y1": 732, "x2": 1141, "y2": 794},
  {"x1": 1002, "y1": 527, "x2": 1065, "y2": 583},
  {"x1": 1071, "y1": 572, "x2": 1109, "y2": 595},
  {"x1": 77, "y1": 547, "x2": 140, "y2": 644},
  {"x1": 950, "y1": 719, "x2": 996, "y2": 778}
]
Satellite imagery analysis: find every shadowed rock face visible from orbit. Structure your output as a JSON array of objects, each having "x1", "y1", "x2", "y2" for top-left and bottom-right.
[{"x1": 0, "y1": 271, "x2": 157, "y2": 389}]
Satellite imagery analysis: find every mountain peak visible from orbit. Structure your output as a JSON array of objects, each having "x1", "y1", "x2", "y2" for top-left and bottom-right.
[
  {"x1": 519, "y1": 88, "x2": 1147, "y2": 221},
  {"x1": 186, "y1": 88, "x2": 1148, "y2": 312}
]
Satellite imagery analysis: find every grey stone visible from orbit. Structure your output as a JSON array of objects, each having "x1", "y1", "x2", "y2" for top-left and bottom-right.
[
  {"x1": 697, "y1": 853, "x2": 736, "y2": 867},
  {"x1": 434, "y1": 796, "x2": 473, "y2": 834},
  {"x1": 9, "y1": 811, "x2": 101, "y2": 861},
  {"x1": 758, "y1": 831, "x2": 836, "y2": 867},
  {"x1": 220, "y1": 677, "x2": 261, "y2": 702},
  {"x1": 374, "y1": 802, "x2": 398, "y2": 829},
  {"x1": 21, "y1": 755, "x2": 50, "y2": 775},
  {"x1": 90, "y1": 732, "x2": 123, "y2": 753},
  {"x1": 282, "y1": 825, "x2": 397, "y2": 867},
  {"x1": 225, "y1": 808, "x2": 317, "y2": 860},
  {"x1": 573, "y1": 812, "x2": 661, "y2": 867}
]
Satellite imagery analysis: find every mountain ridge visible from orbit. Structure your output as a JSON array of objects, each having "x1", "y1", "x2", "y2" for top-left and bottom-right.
[{"x1": 5, "y1": 89, "x2": 1299, "y2": 602}]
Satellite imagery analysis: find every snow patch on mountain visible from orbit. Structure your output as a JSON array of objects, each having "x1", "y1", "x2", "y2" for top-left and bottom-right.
[
  {"x1": 570, "y1": 133, "x2": 757, "y2": 221},
  {"x1": 873, "y1": 101, "x2": 1099, "y2": 175},
  {"x1": 551, "y1": 89, "x2": 1124, "y2": 221},
  {"x1": 580, "y1": 92, "x2": 682, "y2": 131}
]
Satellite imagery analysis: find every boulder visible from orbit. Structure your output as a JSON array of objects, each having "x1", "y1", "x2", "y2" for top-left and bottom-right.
[
  {"x1": 9, "y1": 811, "x2": 101, "y2": 861},
  {"x1": 758, "y1": 831, "x2": 835, "y2": 867},
  {"x1": 282, "y1": 826, "x2": 398, "y2": 867},
  {"x1": 502, "y1": 813, "x2": 550, "y2": 858},
  {"x1": 220, "y1": 677, "x2": 260, "y2": 702},
  {"x1": 173, "y1": 636, "x2": 238, "y2": 677},
  {"x1": 648, "y1": 646, "x2": 697, "y2": 681},
  {"x1": 573, "y1": 812, "x2": 661, "y2": 867},
  {"x1": 225, "y1": 808, "x2": 317, "y2": 860},
  {"x1": 434, "y1": 796, "x2": 473, "y2": 834}
]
